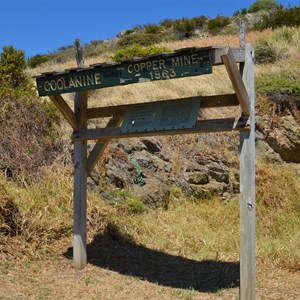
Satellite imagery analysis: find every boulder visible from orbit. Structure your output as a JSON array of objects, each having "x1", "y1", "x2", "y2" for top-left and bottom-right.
[
  {"x1": 266, "y1": 113, "x2": 300, "y2": 163},
  {"x1": 106, "y1": 167, "x2": 127, "y2": 189},
  {"x1": 189, "y1": 182, "x2": 226, "y2": 199},
  {"x1": 100, "y1": 190, "x2": 125, "y2": 205},
  {"x1": 141, "y1": 137, "x2": 162, "y2": 153},
  {"x1": 133, "y1": 178, "x2": 169, "y2": 209},
  {"x1": 187, "y1": 171, "x2": 209, "y2": 185}
]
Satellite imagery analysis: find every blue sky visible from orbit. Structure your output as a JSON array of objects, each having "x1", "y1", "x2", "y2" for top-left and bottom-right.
[{"x1": 1, "y1": 0, "x2": 298, "y2": 58}]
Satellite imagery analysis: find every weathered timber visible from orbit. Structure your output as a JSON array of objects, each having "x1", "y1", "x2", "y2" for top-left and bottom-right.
[
  {"x1": 239, "y1": 44, "x2": 256, "y2": 300},
  {"x1": 87, "y1": 116, "x2": 123, "y2": 175},
  {"x1": 75, "y1": 39, "x2": 85, "y2": 68},
  {"x1": 49, "y1": 94, "x2": 76, "y2": 129},
  {"x1": 221, "y1": 47, "x2": 251, "y2": 115},
  {"x1": 73, "y1": 90, "x2": 88, "y2": 270},
  {"x1": 35, "y1": 47, "x2": 245, "y2": 96},
  {"x1": 73, "y1": 39, "x2": 88, "y2": 271},
  {"x1": 87, "y1": 94, "x2": 239, "y2": 119},
  {"x1": 240, "y1": 21, "x2": 246, "y2": 49},
  {"x1": 72, "y1": 116, "x2": 249, "y2": 141}
]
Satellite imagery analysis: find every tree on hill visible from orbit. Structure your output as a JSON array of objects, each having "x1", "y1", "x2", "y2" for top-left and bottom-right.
[
  {"x1": 248, "y1": 0, "x2": 281, "y2": 13},
  {"x1": 0, "y1": 46, "x2": 31, "y2": 93}
]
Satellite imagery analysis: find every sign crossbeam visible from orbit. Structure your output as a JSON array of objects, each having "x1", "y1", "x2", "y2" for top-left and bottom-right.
[
  {"x1": 86, "y1": 93, "x2": 240, "y2": 120},
  {"x1": 72, "y1": 116, "x2": 250, "y2": 141}
]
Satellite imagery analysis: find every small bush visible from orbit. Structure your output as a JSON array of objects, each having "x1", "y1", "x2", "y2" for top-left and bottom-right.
[
  {"x1": 144, "y1": 24, "x2": 161, "y2": 34},
  {"x1": 112, "y1": 44, "x2": 172, "y2": 61},
  {"x1": 207, "y1": 16, "x2": 230, "y2": 35},
  {"x1": 256, "y1": 74, "x2": 300, "y2": 95},
  {"x1": 118, "y1": 33, "x2": 163, "y2": 47},
  {"x1": 0, "y1": 46, "x2": 30, "y2": 92},
  {"x1": 27, "y1": 54, "x2": 50, "y2": 68},
  {"x1": 254, "y1": 27, "x2": 299, "y2": 63},
  {"x1": 160, "y1": 18, "x2": 174, "y2": 29},
  {"x1": 85, "y1": 40, "x2": 118, "y2": 58},
  {"x1": 127, "y1": 197, "x2": 146, "y2": 214},
  {"x1": 0, "y1": 45, "x2": 64, "y2": 184},
  {"x1": 0, "y1": 93, "x2": 63, "y2": 184},
  {"x1": 173, "y1": 18, "x2": 197, "y2": 38},
  {"x1": 248, "y1": 0, "x2": 280, "y2": 13},
  {"x1": 233, "y1": 8, "x2": 248, "y2": 16},
  {"x1": 254, "y1": 6, "x2": 300, "y2": 30},
  {"x1": 119, "y1": 190, "x2": 146, "y2": 214},
  {"x1": 192, "y1": 16, "x2": 208, "y2": 27},
  {"x1": 255, "y1": 38, "x2": 281, "y2": 63}
]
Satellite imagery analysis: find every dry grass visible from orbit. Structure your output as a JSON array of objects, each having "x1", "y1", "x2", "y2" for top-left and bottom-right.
[
  {"x1": 1, "y1": 258, "x2": 299, "y2": 300},
  {"x1": 29, "y1": 27, "x2": 300, "y2": 113},
  {"x1": 1, "y1": 161, "x2": 300, "y2": 299},
  {"x1": 29, "y1": 29, "x2": 275, "y2": 78}
]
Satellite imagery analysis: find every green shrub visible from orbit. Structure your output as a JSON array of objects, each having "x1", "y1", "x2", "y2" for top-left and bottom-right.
[
  {"x1": 221, "y1": 26, "x2": 240, "y2": 35},
  {"x1": 144, "y1": 24, "x2": 161, "y2": 34},
  {"x1": 123, "y1": 29, "x2": 134, "y2": 36},
  {"x1": 192, "y1": 16, "x2": 208, "y2": 27},
  {"x1": 255, "y1": 38, "x2": 281, "y2": 63},
  {"x1": 119, "y1": 190, "x2": 146, "y2": 214},
  {"x1": 85, "y1": 40, "x2": 118, "y2": 58},
  {"x1": 256, "y1": 74, "x2": 300, "y2": 95},
  {"x1": 254, "y1": 6, "x2": 300, "y2": 30},
  {"x1": 248, "y1": 0, "x2": 280, "y2": 13},
  {"x1": 160, "y1": 18, "x2": 175, "y2": 29},
  {"x1": 118, "y1": 33, "x2": 162, "y2": 47},
  {"x1": 0, "y1": 91, "x2": 63, "y2": 184},
  {"x1": 160, "y1": 16, "x2": 207, "y2": 33},
  {"x1": 0, "y1": 45, "x2": 63, "y2": 184},
  {"x1": 254, "y1": 27, "x2": 299, "y2": 63},
  {"x1": 233, "y1": 8, "x2": 248, "y2": 16},
  {"x1": 127, "y1": 197, "x2": 146, "y2": 214},
  {"x1": 0, "y1": 46, "x2": 30, "y2": 92},
  {"x1": 112, "y1": 45, "x2": 172, "y2": 61},
  {"x1": 207, "y1": 16, "x2": 230, "y2": 35},
  {"x1": 27, "y1": 54, "x2": 50, "y2": 68},
  {"x1": 173, "y1": 18, "x2": 197, "y2": 38}
]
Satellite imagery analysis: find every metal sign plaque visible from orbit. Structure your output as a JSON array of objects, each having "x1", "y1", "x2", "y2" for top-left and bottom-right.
[
  {"x1": 35, "y1": 48, "x2": 212, "y2": 96},
  {"x1": 120, "y1": 98, "x2": 201, "y2": 133}
]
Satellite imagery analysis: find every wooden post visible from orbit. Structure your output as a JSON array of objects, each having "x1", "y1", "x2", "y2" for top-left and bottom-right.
[
  {"x1": 240, "y1": 21, "x2": 245, "y2": 49},
  {"x1": 73, "y1": 39, "x2": 88, "y2": 270},
  {"x1": 239, "y1": 44, "x2": 256, "y2": 299}
]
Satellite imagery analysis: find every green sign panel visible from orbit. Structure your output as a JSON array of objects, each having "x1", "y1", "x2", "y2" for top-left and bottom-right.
[
  {"x1": 120, "y1": 98, "x2": 201, "y2": 133},
  {"x1": 36, "y1": 48, "x2": 212, "y2": 96}
]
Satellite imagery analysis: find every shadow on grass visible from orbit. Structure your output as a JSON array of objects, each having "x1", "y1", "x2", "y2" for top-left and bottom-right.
[{"x1": 64, "y1": 223, "x2": 239, "y2": 293}]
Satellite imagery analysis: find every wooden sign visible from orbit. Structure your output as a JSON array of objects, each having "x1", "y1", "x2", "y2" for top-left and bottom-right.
[
  {"x1": 36, "y1": 48, "x2": 212, "y2": 96},
  {"x1": 120, "y1": 98, "x2": 201, "y2": 133}
]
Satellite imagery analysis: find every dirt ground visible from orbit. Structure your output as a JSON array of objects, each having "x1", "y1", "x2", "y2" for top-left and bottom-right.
[{"x1": 0, "y1": 238, "x2": 299, "y2": 300}]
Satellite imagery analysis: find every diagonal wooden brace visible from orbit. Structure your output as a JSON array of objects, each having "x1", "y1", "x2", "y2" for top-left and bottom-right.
[
  {"x1": 49, "y1": 94, "x2": 77, "y2": 129},
  {"x1": 87, "y1": 116, "x2": 123, "y2": 175},
  {"x1": 221, "y1": 47, "x2": 251, "y2": 116}
]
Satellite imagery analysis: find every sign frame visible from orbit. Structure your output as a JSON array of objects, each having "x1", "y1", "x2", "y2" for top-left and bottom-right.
[
  {"x1": 35, "y1": 43, "x2": 255, "y2": 300},
  {"x1": 36, "y1": 48, "x2": 212, "y2": 96}
]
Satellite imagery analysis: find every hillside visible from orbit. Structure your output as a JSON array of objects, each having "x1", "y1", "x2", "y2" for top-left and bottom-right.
[{"x1": 1, "y1": 4, "x2": 300, "y2": 300}]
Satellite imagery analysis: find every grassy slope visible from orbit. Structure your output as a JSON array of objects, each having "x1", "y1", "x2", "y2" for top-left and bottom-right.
[{"x1": 1, "y1": 27, "x2": 300, "y2": 299}]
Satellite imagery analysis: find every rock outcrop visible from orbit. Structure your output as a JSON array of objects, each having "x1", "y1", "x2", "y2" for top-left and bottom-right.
[
  {"x1": 88, "y1": 136, "x2": 240, "y2": 208},
  {"x1": 87, "y1": 93, "x2": 299, "y2": 208},
  {"x1": 256, "y1": 93, "x2": 300, "y2": 163}
]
